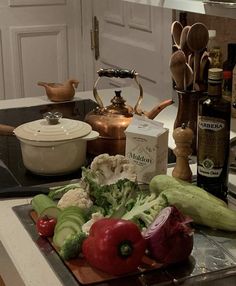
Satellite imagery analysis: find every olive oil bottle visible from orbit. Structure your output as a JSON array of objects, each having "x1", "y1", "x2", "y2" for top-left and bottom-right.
[{"x1": 197, "y1": 68, "x2": 231, "y2": 201}]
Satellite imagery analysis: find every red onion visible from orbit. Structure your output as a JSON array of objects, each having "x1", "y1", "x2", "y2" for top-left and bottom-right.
[{"x1": 143, "y1": 206, "x2": 194, "y2": 265}]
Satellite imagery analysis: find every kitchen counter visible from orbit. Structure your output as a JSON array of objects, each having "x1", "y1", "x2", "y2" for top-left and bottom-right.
[
  {"x1": 0, "y1": 87, "x2": 236, "y2": 286},
  {"x1": 0, "y1": 86, "x2": 174, "y2": 286}
]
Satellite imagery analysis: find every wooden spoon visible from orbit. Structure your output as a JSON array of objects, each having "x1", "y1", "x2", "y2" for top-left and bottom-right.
[
  {"x1": 180, "y1": 25, "x2": 191, "y2": 57},
  {"x1": 169, "y1": 50, "x2": 186, "y2": 90},
  {"x1": 186, "y1": 22, "x2": 209, "y2": 89},
  {"x1": 199, "y1": 51, "x2": 210, "y2": 82},
  {"x1": 188, "y1": 53, "x2": 194, "y2": 70},
  {"x1": 185, "y1": 62, "x2": 194, "y2": 89},
  {"x1": 199, "y1": 52, "x2": 211, "y2": 91},
  {"x1": 171, "y1": 21, "x2": 183, "y2": 49},
  {"x1": 172, "y1": 44, "x2": 179, "y2": 53}
]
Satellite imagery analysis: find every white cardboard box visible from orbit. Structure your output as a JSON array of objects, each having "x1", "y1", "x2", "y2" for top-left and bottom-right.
[{"x1": 125, "y1": 115, "x2": 169, "y2": 183}]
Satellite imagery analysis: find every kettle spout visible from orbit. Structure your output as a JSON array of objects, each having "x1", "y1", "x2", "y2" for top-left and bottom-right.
[{"x1": 143, "y1": 99, "x2": 173, "y2": 120}]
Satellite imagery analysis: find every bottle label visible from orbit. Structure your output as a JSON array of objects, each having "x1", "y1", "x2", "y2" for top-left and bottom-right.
[
  {"x1": 198, "y1": 116, "x2": 228, "y2": 178},
  {"x1": 209, "y1": 48, "x2": 222, "y2": 68}
]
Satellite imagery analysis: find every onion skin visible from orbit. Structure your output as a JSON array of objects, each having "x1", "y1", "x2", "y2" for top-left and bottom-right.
[{"x1": 143, "y1": 206, "x2": 194, "y2": 266}]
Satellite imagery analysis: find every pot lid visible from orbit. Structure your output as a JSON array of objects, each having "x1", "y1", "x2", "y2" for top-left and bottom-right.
[{"x1": 14, "y1": 112, "x2": 92, "y2": 142}]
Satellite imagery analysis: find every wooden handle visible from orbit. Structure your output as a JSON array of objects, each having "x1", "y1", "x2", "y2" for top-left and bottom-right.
[
  {"x1": 0, "y1": 124, "x2": 15, "y2": 135},
  {"x1": 0, "y1": 275, "x2": 6, "y2": 286},
  {"x1": 97, "y1": 68, "x2": 137, "y2": 78}
]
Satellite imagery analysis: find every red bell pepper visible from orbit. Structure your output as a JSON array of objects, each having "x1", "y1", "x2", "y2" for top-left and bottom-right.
[{"x1": 82, "y1": 218, "x2": 146, "y2": 276}]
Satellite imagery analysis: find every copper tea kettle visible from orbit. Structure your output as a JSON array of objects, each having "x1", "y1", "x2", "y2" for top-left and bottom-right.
[{"x1": 85, "y1": 68, "x2": 173, "y2": 156}]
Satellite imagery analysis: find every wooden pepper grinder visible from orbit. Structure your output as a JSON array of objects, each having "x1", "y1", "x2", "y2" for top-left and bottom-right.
[{"x1": 172, "y1": 123, "x2": 194, "y2": 182}]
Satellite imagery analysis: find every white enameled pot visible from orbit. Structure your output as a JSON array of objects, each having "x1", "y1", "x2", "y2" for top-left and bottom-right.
[{"x1": 13, "y1": 112, "x2": 99, "y2": 175}]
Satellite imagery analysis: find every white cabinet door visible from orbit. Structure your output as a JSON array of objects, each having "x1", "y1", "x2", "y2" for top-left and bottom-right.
[
  {"x1": 0, "y1": 0, "x2": 84, "y2": 99},
  {"x1": 89, "y1": 0, "x2": 173, "y2": 103}
]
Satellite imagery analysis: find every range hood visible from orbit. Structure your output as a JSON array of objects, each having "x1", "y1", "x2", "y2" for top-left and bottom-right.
[{"x1": 123, "y1": 0, "x2": 236, "y2": 20}]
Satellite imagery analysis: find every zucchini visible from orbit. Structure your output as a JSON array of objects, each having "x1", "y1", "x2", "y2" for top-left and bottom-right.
[
  {"x1": 161, "y1": 188, "x2": 236, "y2": 232},
  {"x1": 31, "y1": 194, "x2": 61, "y2": 218},
  {"x1": 149, "y1": 174, "x2": 227, "y2": 207}
]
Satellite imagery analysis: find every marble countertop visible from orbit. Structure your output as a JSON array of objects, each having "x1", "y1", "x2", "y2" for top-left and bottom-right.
[{"x1": 0, "y1": 87, "x2": 236, "y2": 286}]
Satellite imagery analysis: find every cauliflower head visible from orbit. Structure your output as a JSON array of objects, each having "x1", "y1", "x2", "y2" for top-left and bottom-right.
[
  {"x1": 82, "y1": 211, "x2": 104, "y2": 235},
  {"x1": 87, "y1": 153, "x2": 137, "y2": 185},
  {"x1": 57, "y1": 187, "x2": 93, "y2": 210}
]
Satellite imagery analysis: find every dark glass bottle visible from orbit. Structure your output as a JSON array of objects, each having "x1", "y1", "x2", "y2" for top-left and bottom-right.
[
  {"x1": 197, "y1": 68, "x2": 231, "y2": 202},
  {"x1": 223, "y1": 43, "x2": 236, "y2": 72},
  {"x1": 222, "y1": 70, "x2": 232, "y2": 102}
]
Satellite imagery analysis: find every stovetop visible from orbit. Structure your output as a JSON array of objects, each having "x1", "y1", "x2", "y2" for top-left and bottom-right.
[{"x1": 0, "y1": 99, "x2": 98, "y2": 188}]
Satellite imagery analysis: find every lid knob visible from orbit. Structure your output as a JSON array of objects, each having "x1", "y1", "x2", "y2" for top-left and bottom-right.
[
  {"x1": 43, "y1": 112, "x2": 62, "y2": 125},
  {"x1": 110, "y1": 90, "x2": 126, "y2": 106}
]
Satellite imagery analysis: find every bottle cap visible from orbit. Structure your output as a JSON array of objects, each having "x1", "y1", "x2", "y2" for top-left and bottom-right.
[{"x1": 208, "y1": 68, "x2": 223, "y2": 81}]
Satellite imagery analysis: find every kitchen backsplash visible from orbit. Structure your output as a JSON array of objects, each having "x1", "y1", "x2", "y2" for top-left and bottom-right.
[{"x1": 187, "y1": 12, "x2": 236, "y2": 61}]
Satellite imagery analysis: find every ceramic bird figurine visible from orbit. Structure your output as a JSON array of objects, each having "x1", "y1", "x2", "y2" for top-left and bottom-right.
[{"x1": 38, "y1": 79, "x2": 79, "y2": 102}]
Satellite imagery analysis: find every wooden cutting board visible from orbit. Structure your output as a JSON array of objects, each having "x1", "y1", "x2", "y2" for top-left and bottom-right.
[{"x1": 30, "y1": 211, "x2": 163, "y2": 285}]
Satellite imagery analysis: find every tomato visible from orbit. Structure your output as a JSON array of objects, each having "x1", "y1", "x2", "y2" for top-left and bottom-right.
[{"x1": 36, "y1": 216, "x2": 57, "y2": 237}]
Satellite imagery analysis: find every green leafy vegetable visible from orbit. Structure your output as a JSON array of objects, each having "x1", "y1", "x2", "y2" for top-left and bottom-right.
[
  {"x1": 48, "y1": 183, "x2": 82, "y2": 200},
  {"x1": 59, "y1": 232, "x2": 87, "y2": 260}
]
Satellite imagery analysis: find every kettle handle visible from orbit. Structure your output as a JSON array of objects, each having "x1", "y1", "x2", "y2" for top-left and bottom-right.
[
  {"x1": 97, "y1": 68, "x2": 136, "y2": 78},
  {"x1": 93, "y1": 68, "x2": 143, "y2": 112}
]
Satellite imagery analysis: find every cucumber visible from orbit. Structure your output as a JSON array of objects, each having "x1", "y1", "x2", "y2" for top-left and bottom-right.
[
  {"x1": 31, "y1": 194, "x2": 61, "y2": 218},
  {"x1": 55, "y1": 217, "x2": 82, "y2": 233},
  {"x1": 58, "y1": 206, "x2": 86, "y2": 220},
  {"x1": 57, "y1": 213, "x2": 85, "y2": 226},
  {"x1": 59, "y1": 206, "x2": 87, "y2": 216},
  {"x1": 53, "y1": 226, "x2": 76, "y2": 248},
  {"x1": 53, "y1": 207, "x2": 86, "y2": 248},
  {"x1": 58, "y1": 206, "x2": 87, "y2": 222}
]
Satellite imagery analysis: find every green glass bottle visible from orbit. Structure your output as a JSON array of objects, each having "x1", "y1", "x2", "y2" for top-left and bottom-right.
[{"x1": 197, "y1": 68, "x2": 231, "y2": 202}]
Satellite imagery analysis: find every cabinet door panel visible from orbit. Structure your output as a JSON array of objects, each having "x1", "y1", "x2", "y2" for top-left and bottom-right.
[
  {"x1": 92, "y1": 0, "x2": 173, "y2": 102},
  {"x1": 0, "y1": 0, "x2": 84, "y2": 99}
]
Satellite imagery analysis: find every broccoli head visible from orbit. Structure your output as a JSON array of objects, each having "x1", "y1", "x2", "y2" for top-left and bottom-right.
[
  {"x1": 94, "y1": 179, "x2": 138, "y2": 217},
  {"x1": 82, "y1": 170, "x2": 139, "y2": 217},
  {"x1": 59, "y1": 232, "x2": 87, "y2": 260},
  {"x1": 121, "y1": 191, "x2": 168, "y2": 230}
]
